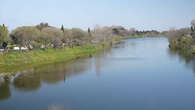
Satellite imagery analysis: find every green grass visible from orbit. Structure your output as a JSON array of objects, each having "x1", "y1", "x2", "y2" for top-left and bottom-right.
[
  {"x1": 0, "y1": 37, "x2": 129, "y2": 74},
  {"x1": 0, "y1": 44, "x2": 103, "y2": 73}
]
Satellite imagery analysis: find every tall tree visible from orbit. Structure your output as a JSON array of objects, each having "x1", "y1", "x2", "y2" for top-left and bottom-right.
[
  {"x1": 61, "y1": 25, "x2": 65, "y2": 33},
  {"x1": 88, "y1": 28, "x2": 90, "y2": 33},
  {"x1": 0, "y1": 24, "x2": 10, "y2": 48},
  {"x1": 191, "y1": 20, "x2": 195, "y2": 37},
  {"x1": 88, "y1": 27, "x2": 92, "y2": 37},
  {"x1": 191, "y1": 19, "x2": 195, "y2": 32}
]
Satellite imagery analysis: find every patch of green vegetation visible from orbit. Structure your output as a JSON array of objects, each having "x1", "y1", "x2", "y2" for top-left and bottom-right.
[
  {"x1": 169, "y1": 35, "x2": 195, "y2": 58},
  {"x1": 167, "y1": 20, "x2": 195, "y2": 58},
  {"x1": 0, "y1": 44, "x2": 103, "y2": 73}
]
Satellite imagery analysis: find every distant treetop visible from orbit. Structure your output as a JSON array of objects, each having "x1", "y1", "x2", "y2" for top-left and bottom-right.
[{"x1": 191, "y1": 20, "x2": 195, "y2": 27}]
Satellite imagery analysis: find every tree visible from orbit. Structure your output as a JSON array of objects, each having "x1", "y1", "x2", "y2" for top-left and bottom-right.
[
  {"x1": 191, "y1": 20, "x2": 195, "y2": 32},
  {"x1": 129, "y1": 28, "x2": 136, "y2": 36},
  {"x1": 36, "y1": 22, "x2": 49, "y2": 31},
  {"x1": 88, "y1": 27, "x2": 92, "y2": 37},
  {"x1": 61, "y1": 29, "x2": 72, "y2": 46},
  {"x1": 88, "y1": 28, "x2": 90, "y2": 33},
  {"x1": 166, "y1": 28, "x2": 191, "y2": 41},
  {"x1": 10, "y1": 26, "x2": 41, "y2": 49},
  {"x1": 41, "y1": 27, "x2": 63, "y2": 48},
  {"x1": 92, "y1": 26, "x2": 114, "y2": 43},
  {"x1": 71, "y1": 28, "x2": 91, "y2": 45},
  {"x1": 191, "y1": 26, "x2": 194, "y2": 32},
  {"x1": 36, "y1": 32, "x2": 52, "y2": 48},
  {"x1": 0, "y1": 24, "x2": 10, "y2": 49},
  {"x1": 191, "y1": 20, "x2": 195, "y2": 37},
  {"x1": 61, "y1": 25, "x2": 65, "y2": 33}
]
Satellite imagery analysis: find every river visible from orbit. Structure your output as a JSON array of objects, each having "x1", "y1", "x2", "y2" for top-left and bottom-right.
[{"x1": 0, "y1": 37, "x2": 195, "y2": 110}]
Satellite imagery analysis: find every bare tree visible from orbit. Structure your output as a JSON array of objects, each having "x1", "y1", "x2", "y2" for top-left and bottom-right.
[
  {"x1": 167, "y1": 28, "x2": 191, "y2": 41},
  {"x1": 92, "y1": 26, "x2": 114, "y2": 43}
]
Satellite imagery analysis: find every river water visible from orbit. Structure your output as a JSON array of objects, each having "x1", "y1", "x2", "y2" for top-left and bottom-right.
[{"x1": 0, "y1": 37, "x2": 195, "y2": 110}]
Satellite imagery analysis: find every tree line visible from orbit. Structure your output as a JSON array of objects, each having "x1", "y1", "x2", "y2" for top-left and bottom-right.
[
  {"x1": 164, "y1": 20, "x2": 195, "y2": 40},
  {"x1": 166, "y1": 20, "x2": 195, "y2": 56},
  {"x1": 0, "y1": 23, "x2": 161, "y2": 51}
]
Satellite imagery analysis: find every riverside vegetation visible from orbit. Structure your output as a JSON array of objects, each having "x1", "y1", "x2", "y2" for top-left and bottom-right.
[
  {"x1": 166, "y1": 20, "x2": 195, "y2": 58},
  {"x1": 0, "y1": 23, "x2": 161, "y2": 73}
]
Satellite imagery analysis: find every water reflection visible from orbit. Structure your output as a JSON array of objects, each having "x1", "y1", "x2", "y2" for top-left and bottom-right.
[
  {"x1": 0, "y1": 57, "x2": 93, "y2": 100},
  {"x1": 94, "y1": 46, "x2": 113, "y2": 76},
  {"x1": 13, "y1": 71, "x2": 41, "y2": 92},
  {"x1": 1, "y1": 38, "x2": 195, "y2": 110},
  {"x1": 0, "y1": 76, "x2": 11, "y2": 100},
  {"x1": 0, "y1": 43, "x2": 116, "y2": 99},
  {"x1": 48, "y1": 104, "x2": 65, "y2": 110},
  {"x1": 168, "y1": 48, "x2": 195, "y2": 74}
]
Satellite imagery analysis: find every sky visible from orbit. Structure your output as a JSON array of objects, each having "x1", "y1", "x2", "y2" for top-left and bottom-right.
[{"x1": 0, "y1": 0, "x2": 195, "y2": 31}]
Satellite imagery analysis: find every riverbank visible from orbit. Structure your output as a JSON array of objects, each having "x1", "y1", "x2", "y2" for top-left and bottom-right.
[
  {"x1": 0, "y1": 38, "x2": 123, "y2": 74},
  {"x1": 0, "y1": 44, "x2": 103, "y2": 73},
  {"x1": 0, "y1": 36, "x2": 162, "y2": 74},
  {"x1": 2, "y1": 37, "x2": 195, "y2": 110},
  {"x1": 169, "y1": 35, "x2": 195, "y2": 58}
]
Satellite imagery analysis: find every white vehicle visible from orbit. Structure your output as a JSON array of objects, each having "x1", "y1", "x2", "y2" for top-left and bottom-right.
[
  {"x1": 13, "y1": 47, "x2": 28, "y2": 50},
  {"x1": 0, "y1": 49, "x2": 4, "y2": 52}
]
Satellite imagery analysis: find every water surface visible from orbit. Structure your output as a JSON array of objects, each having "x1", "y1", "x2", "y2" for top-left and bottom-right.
[{"x1": 1, "y1": 38, "x2": 195, "y2": 110}]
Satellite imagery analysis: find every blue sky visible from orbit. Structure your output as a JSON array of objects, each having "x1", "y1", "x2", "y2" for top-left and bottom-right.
[{"x1": 1, "y1": 0, "x2": 195, "y2": 31}]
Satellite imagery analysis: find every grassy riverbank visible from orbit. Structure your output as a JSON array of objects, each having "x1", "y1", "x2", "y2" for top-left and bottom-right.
[
  {"x1": 0, "y1": 44, "x2": 104, "y2": 73},
  {"x1": 0, "y1": 36, "x2": 134, "y2": 73},
  {"x1": 0, "y1": 22, "x2": 162, "y2": 74},
  {"x1": 169, "y1": 35, "x2": 195, "y2": 57},
  {"x1": 166, "y1": 20, "x2": 195, "y2": 58}
]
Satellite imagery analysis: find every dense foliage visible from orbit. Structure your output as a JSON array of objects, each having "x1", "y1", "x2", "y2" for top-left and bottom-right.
[
  {"x1": 0, "y1": 23, "x2": 161, "y2": 71},
  {"x1": 0, "y1": 23, "x2": 161, "y2": 51},
  {"x1": 0, "y1": 24, "x2": 10, "y2": 48},
  {"x1": 167, "y1": 20, "x2": 195, "y2": 57}
]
